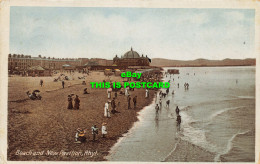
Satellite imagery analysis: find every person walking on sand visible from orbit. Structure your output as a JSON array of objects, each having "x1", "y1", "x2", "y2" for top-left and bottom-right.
[
  {"x1": 125, "y1": 87, "x2": 129, "y2": 96},
  {"x1": 40, "y1": 79, "x2": 43, "y2": 87},
  {"x1": 107, "y1": 87, "x2": 112, "y2": 99},
  {"x1": 102, "y1": 123, "x2": 107, "y2": 138},
  {"x1": 133, "y1": 96, "x2": 137, "y2": 109},
  {"x1": 175, "y1": 106, "x2": 180, "y2": 115},
  {"x1": 111, "y1": 98, "x2": 119, "y2": 114},
  {"x1": 68, "y1": 95, "x2": 73, "y2": 109},
  {"x1": 62, "y1": 80, "x2": 65, "y2": 89},
  {"x1": 91, "y1": 125, "x2": 98, "y2": 141},
  {"x1": 74, "y1": 95, "x2": 80, "y2": 110},
  {"x1": 127, "y1": 95, "x2": 131, "y2": 109},
  {"x1": 176, "y1": 114, "x2": 182, "y2": 131},
  {"x1": 145, "y1": 88, "x2": 149, "y2": 98},
  {"x1": 104, "y1": 101, "x2": 111, "y2": 118}
]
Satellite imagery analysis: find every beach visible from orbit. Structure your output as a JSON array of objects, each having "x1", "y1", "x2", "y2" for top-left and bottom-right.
[
  {"x1": 7, "y1": 71, "x2": 156, "y2": 161},
  {"x1": 107, "y1": 66, "x2": 255, "y2": 162}
]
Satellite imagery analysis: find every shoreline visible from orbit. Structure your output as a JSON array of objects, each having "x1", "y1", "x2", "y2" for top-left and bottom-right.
[{"x1": 8, "y1": 72, "x2": 157, "y2": 161}]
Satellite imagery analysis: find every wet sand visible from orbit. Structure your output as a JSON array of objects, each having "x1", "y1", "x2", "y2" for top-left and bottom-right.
[
  {"x1": 8, "y1": 72, "x2": 156, "y2": 161},
  {"x1": 164, "y1": 139, "x2": 215, "y2": 162}
]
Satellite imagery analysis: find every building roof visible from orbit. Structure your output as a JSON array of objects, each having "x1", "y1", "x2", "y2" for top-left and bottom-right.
[
  {"x1": 123, "y1": 47, "x2": 140, "y2": 58},
  {"x1": 62, "y1": 64, "x2": 71, "y2": 67},
  {"x1": 28, "y1": 65, "x2": 46, "y2": 71},
  {"x1": 84, "y1": 61, "x2": 99, "y2": 66}
]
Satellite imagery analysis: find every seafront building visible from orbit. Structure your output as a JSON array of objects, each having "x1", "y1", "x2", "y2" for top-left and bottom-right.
[
  {"x1": 8, "y1": 54, "x2": 113, "y2": 71},
  {"x1": 8, "y1": 48, "x2": 151, "y2": 73},
  {"x1": 113, "y1": 47, "x2": 151, "y2": 67}
]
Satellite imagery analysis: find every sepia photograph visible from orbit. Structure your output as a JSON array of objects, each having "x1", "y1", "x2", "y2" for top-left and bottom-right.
[{"x1": 0, "y1": 0, "x2": 259, "y2": 163}]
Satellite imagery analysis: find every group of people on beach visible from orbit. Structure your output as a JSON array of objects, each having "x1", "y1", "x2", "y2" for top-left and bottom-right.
[
  {"x1": 67, "y1": 94, "x2": 80, "y2": 110},
  {"x1": 154, "y1": 72, "x2": 188, "y2": 132},
  {"x1": 75, "y1": 123, "x2": 107, "y2": 143}
]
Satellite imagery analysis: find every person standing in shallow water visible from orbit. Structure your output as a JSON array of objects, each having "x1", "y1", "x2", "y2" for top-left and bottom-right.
[
  {"x1": 74, "y1": 95, "x2": 80, "y2": 110},
  {"x1": 155, "y1": 104, "x2": 160, "y2": 115},
  {"x1": 176, "y1": 114, "x2": 182, "y2": 131},
  {"x1": 175, "y1": 106, "x2": 180, "y2": 115},
  {"x1": 67, "y1": 95, "x2": 73, "y2": 109}
]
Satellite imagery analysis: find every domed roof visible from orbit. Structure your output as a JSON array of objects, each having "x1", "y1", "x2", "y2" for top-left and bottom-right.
[{"x1": 123, "y1": 47, "x2": 140, "y2": 58}]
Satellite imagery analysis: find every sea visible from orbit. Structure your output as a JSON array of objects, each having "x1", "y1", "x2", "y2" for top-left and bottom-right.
[{"x1": 106, "y1": 66, "x2": 255, "y2": 162}]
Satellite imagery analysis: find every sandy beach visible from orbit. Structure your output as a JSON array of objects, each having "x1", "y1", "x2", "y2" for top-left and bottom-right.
[{"x1": 8, "y1": 71, "x2": 156, "y2": 161}]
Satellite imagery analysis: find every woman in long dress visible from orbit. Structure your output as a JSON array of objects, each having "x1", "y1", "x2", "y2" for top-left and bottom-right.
[
  {"x1": 68, "y1": 95, "x2": 73, "y2": 109},
  {"x1": 74, "y1": 95, "x2": 80, "y2": 110},
  {"x1": 107, "y1": 88, "x2": 112, "y2": 98},
  {"x1": 102, "y1": 123, "x2": 107, "y2": 138},
  {"x1": 125, "y1": 87, "x2": 128, "y2": 96},
  {"x1": 104, "y1": 101, "x2": 111, "y2": 118}
]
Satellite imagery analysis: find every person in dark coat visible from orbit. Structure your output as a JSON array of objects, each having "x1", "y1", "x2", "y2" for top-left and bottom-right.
[
  {"x1": 40, "y1": 79, "x2": 43, "y2": 87},
  {"x1": 175, "y1": 106, "x2": 180, "y2": 115},
  {"x1": 74, "y1": 95, "x2": 80, "y2": 110},
  {"x1": 166, "y1": 100, "x2": 170, "y2": 108},
  {"x1": 133, "y1": 96, "x2": 137, "y2": 109},
  {"x1": 176, "y1": 114, "x2": 182, "y2": 131},
  {"x1": 111, "y1": 98, "x2": 117, "y2": 114},
  {"x1": 68, "y1": 95, "x2": 73, "y2": 109},
  {"x1": 62, "y1": 81, "x2": 65, "y2": 88}
]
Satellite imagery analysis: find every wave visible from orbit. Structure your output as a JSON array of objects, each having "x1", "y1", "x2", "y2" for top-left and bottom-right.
[
  {"x1": 209, "y1": 106, "x2": 245, "y2": 121},
  {"x1": 237, "y1": 96, "x2": 255, "y2": 99},
  {"x1": 180, "y1": 111, "x2": 219, "y2": 154},
  {"x1": 214, "y1": 130, "x2": 251, "y2": 162}
]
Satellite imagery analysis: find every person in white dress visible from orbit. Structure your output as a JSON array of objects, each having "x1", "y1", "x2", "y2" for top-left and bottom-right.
[
  {"x1": 145, "y1": 89, "x2": 149, "y2": 98},
  {"x1": 125, "y1": 87, "x2": 129, "y2": 96},
  {"x1": 107, "y1": 88, "x2": 112, "y2": 99},
  {"x1": 102, "y1": 123, "x2": 107, "y2": 138},
  {"x1": 104, "y1": 101, "x2": 111, "y2": 118}
]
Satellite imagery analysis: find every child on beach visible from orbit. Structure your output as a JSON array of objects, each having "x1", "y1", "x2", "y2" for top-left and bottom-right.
[{"x1": 75, "y1": 128, "x2": 86, "y2": 143}]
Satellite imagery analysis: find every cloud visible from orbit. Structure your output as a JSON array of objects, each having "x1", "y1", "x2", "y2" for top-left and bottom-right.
[{"x1": 10, "y1": 8, "x2": 255, "y2": 60}]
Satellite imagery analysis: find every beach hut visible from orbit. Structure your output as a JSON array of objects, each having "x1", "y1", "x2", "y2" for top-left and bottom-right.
[
  {"x1": 114, "y1": 69, "x2": 121, "y2": 76},
  {"x1": 104, "y1": 69, "x2": 113, "y2": 76},
  {"x1": 27, "y1": 65, "x2": 51, "y2": 77}
]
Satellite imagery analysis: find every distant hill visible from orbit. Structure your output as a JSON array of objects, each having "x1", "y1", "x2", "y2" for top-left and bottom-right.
[{"x1": 151, "y1": 58, "x2": 256, "y2": 67}]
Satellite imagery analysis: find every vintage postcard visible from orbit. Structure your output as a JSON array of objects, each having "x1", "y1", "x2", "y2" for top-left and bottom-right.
[{"x1": 0, "y1": 0, "x2": 259, "y2": 163}]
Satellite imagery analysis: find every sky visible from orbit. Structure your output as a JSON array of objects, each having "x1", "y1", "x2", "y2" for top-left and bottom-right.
[{"x1": 10, "y1": 7, "x2": 255, "y2": 60}]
